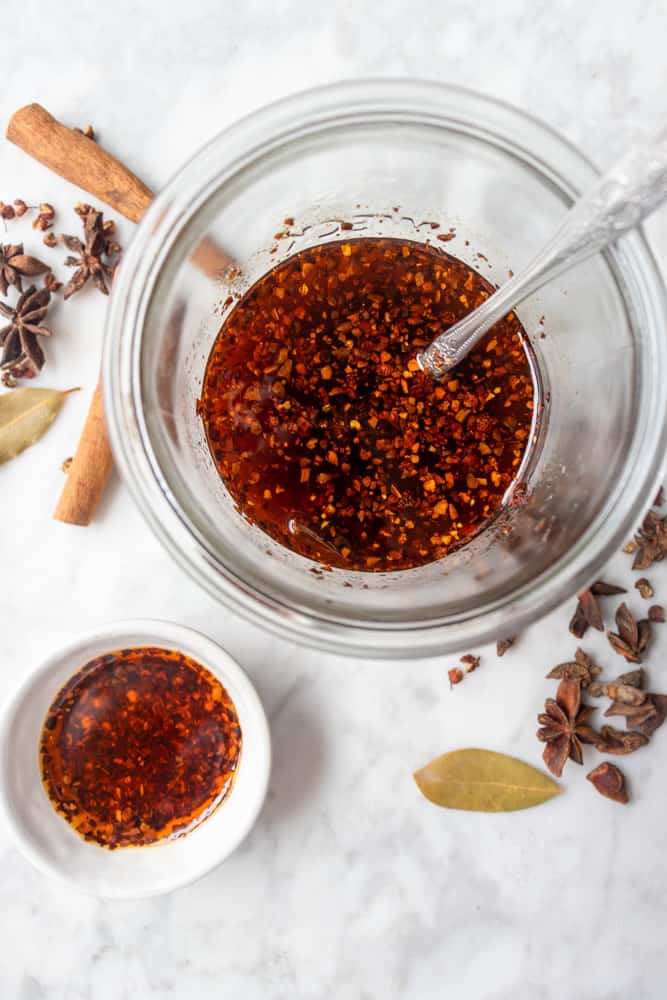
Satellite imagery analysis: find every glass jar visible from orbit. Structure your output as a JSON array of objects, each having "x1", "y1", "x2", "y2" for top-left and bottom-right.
[{"x1": 103, "y1": 80, "x2": 667, "y2": 658}]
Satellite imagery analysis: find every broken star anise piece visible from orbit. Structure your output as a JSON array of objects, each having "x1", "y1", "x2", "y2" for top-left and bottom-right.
[
  {"x1": 62, "y1": 209, "x2": 119, "y2": 300},
  {"x1": 591, "y1": 580, "x2": 627, "y2": 596},
  {"x1": 594, "y1": 725, "x2": 649, "y2": 755},
  {"x1": 587, "y1": 762, "x2": 629, "y2": 804},
  {"x1": 537, "y1": 679, "x2": 598, "y2": 778},
  {"x1": 637, "y1": 694, "x2": 667, "y2": 737},
  {"x1": 0, "y1": 284, "x2": 52, "y2": 378},
  {"x1": 606, "y1": 602, "x2": 650, "y2": 663},
  {"x1": 604, "y1": 699, "x2": 658, "y2": 728},
  {"x1": 630, "y1": 509, "x2": 667, "y2": 571},
  {"x1": 545, "y1": 647, "x2": 602, "y2": 688},
  {"x1": 569, "y1": 583, "x2": 626, "y2": 638},
  {"x1": 0, "y1": 243, "x2": 49, "y2": 296},
  {"x1": 587, "y1": 681, "x2": 647, "y2": 706}
]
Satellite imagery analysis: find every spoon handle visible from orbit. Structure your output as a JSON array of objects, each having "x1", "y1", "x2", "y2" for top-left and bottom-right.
[{"x1": 418, "y1": 127, "x2": 667, "y2": 378}]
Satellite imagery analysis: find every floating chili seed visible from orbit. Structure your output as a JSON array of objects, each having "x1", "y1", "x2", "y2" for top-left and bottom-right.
[
  {"x1": 648, "y1": 604, "x2": 665, "y2": 622},
  {"x1": 199, "y1": 238, "x2": 536, "y2": 572},
  {"x1": 39, "y1": 647, "x2": 242, "y2": 849},
  {"x1": 496, "y1": 637, "x2": 515, "y2": 657},
  {"x1": 448, "y1": 667, "x2": 464, "y2": 687}
]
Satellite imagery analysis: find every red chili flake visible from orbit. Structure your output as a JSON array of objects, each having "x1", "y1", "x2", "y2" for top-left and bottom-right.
[
  {"x1": 199, "y1": 237, "x2": 535, "y2": 571},
  {"x1": 448, "y1": 667, "x2": 464, "y2": 687},
  {"x1": 39, "y1": 647, "x2": 242, "y2": 849},
  {"x1": 460, "y1": 653, "x2": 480, "y2": 673}
]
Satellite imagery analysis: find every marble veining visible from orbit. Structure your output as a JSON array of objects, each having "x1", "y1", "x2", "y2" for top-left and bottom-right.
[{"x1": 2, "y1": 1, "x2": 667, "y2": 997}]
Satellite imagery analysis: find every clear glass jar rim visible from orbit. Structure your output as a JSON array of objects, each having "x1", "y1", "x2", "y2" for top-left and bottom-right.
[{"x1": 103, "y1": 79, "x2": 667, "y2": 658}]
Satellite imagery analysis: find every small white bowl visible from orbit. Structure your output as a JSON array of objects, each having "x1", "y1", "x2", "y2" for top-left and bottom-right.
[{"x1": 0, "y1": 620, "x2": 271, "y2": 898}]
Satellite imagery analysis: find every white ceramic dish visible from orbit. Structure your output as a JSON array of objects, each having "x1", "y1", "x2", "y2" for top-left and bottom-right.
[{"x1": 0, "y1": 620, "x2": 271, "y2": 899}]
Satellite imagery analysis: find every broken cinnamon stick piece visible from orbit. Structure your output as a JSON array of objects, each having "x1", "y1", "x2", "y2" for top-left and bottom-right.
[{"x1": 53, "y1": 375, "x2": 113, "y2": 525}]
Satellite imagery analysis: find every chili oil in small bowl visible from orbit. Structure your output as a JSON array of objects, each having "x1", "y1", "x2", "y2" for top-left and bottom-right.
[{"x1": 0, "y1": 620, "x2": 271, "y2": 898}]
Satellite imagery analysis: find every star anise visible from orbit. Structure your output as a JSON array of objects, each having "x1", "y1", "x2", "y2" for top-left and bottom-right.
[
  {"x1": 0, "y1": 243, "x2": 49, "y2": 296},
  {"x1": 62, "y1": 209, "x2": 118, "y2": 300},
  {"x1": 0, "y1": 284, "x2": 52, "y2": 379},
  {"x1": 537, "y1": 679, "x2": 598, "y2": 777}
]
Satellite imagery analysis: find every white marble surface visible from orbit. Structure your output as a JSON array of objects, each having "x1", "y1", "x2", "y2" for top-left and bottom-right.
[{"x1": 2, "y1": 2, "x2": 667, "y2": 997}]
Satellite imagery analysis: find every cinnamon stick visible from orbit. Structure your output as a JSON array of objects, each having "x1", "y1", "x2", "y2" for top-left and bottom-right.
[
  {"x1": 6, "y1": 103, "x2": 229, "y2": 524},
  {"x1": 7, "y1": 104, "x2": 226, "y2": 280},
  {"x1": 7, "y1": 103, "x2": 153, "y2": 222},
  {"x1": 53, "y1": 376, "x2": 113, "y2": 526}
]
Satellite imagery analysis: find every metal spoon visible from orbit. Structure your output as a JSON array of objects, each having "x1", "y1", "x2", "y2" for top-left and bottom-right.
[{"x1": 417, "y1": 128, "x2": 667, "y2": 379}]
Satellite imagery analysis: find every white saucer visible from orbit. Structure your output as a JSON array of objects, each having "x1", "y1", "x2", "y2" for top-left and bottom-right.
[{"x1": 0, "y1": 620, "x2": 271, "y2": 898}]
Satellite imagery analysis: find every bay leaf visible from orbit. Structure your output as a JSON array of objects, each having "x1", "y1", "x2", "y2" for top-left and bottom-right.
[
  {"x1": 414, "y1": 748, "x2": 561, "y2": 812},
  {"x1": 0, "y1": 387, "x2": 78, "y2": 464}
]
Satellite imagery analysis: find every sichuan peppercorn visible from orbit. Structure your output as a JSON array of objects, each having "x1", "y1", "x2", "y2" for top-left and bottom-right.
[
  {"x1": 199, "y1": 237, "x2": 536, "y2": 571},
  {"x1": 40, "y1": 647, "x2": 242, "y2": 849}
]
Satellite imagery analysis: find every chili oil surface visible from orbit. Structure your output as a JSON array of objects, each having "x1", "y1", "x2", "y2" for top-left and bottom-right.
[
  {"x1": 199, "y1": 237, "x2": 536, "y2": 571},
  {"x1": 39, "y1": 647, "x2": 242, "y2": 849}
]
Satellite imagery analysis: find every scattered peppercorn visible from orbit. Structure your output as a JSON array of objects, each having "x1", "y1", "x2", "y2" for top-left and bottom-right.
[
  {"x1": 32, "y1": 203, "x2": 55, "y2": 231},
  {"x1": 635, "y1": 577, "x2": 654, "y2": 599},
  {"x1": 199, "y1": 237, "x2": 536, "y2": 571}
]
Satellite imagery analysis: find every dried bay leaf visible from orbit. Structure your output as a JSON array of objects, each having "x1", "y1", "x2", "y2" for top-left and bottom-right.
[
  {"x1": 0, "y1": 387, "x2": 77, "y2": 463},
  {"x1": 413, "y1": 748, "x2": 561, "y2": 812}
]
